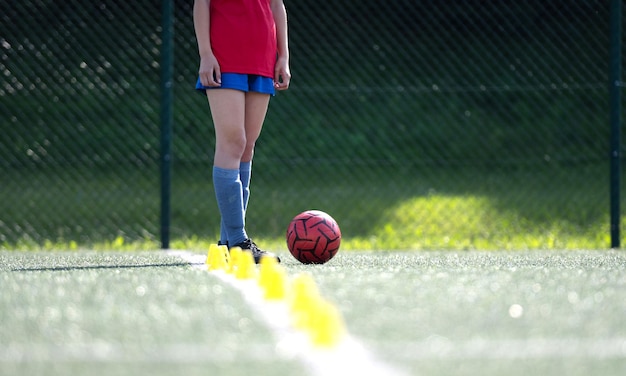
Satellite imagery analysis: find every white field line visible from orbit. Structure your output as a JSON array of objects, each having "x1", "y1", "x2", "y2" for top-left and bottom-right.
[{"x1": 169, "y1": 250, "x2": 406, "y2": 376}]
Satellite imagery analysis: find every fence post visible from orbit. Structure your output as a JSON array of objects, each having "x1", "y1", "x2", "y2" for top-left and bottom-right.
[
  {"x1": 160, "y1": 0, "x2": 174, "y2": 249},
  {"x1": 609, "y1": 0, "x2": 622, "y2": 249}
]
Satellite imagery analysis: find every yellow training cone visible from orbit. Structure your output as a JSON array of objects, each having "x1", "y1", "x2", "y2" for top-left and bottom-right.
[
  {"x1": 235, "y1": 249, "x2": 258, "y2": 280},
  {"x1": 309, "y1": 299, "x2": 346, "y2": 347},
  {"x1": 228, "y1": 247, "x2": 242, "y2": 275},
  {"x1": 258, "y1": 256, "x2": 277, "y2": 290},
  {"x1": 207, "y1": 244, "x2": 227, "y2": 271},
  {"x1": 260, "y1": 263, "x2": 288, "y2": 300},
  {"x1": 289, "y1": 273, "x2": 322, "y2": 330},
  {"x1": 290, "y1": 273, "x2": 320, "y2": 312},
  {"x1": 219, "y1": 244, "x2": 230, "y2": 267},
  {"x1": 206, "y1": 244, "x2": 215, "y2": 267},
  {"x1": 259, "y1": 253, "x2": 279, "y2": 269}
]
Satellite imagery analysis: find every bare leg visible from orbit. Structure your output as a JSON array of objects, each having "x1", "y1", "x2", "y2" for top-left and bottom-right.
[
  {"x1": 207, "y1": 89, "x2": 271, "y2": 248},
  {"x1": 241, "y1": 91, "x2": 271, "y2": 162},
  {"x1": 207, "y1": 89, "x2": 247, "y2": 169},
  {"x1": 207, "y1": 90, "x2": 271, "y2": 167}
]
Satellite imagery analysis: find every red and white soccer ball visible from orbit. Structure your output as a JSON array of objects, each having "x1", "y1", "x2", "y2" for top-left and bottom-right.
[{"x1": 286, "y1": 210, "x2": 341, "y2": 264}]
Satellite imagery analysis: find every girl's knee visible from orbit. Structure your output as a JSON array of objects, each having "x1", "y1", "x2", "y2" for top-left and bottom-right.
[
  {"x1": 216, "y1": 134, "x2": 246, "y2": 159},
  {"x1": 242, "y1": 143, "x2": 256, "y2": 161}
]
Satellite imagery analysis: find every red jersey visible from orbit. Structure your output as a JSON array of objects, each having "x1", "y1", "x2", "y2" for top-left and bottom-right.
[{"x1": 210, "y1": 0, "x2": 277, "y2": 78}]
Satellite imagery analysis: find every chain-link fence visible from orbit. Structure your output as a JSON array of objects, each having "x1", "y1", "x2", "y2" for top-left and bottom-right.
[{"x1": 1, "y1": 1, "x2": 624, "y2": 250}]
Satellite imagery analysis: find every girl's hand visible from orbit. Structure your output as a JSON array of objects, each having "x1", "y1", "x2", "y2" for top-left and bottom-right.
[
  {"x1": 274, "y1": 56, "x2": 291, "y2": 90},
  {"x1": 198, "y1": 54, "x2": 221, "y2": 87}
]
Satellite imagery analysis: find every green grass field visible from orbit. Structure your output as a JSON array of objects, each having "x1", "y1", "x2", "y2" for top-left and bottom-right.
[
  {"x1": 2, "y1": 249, "x2": 625, "y2": 376},
  {"x1": 1, "y1": 163, "x2": 613, "y2": 252}
]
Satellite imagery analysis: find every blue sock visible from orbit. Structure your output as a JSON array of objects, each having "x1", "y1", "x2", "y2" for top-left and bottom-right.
[
  {"x1": 219, "y1": 161, "x2": 252, "y2": 244},
  {"x1": 213, "y1": 166, "x2": 247, "y2": 246},
  {"x1": 240, "y1": 161, "x2": 252, "y2": 212}
]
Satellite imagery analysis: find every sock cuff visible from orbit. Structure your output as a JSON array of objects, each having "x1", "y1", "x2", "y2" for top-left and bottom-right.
[
  {"x1": 239, "y1": 161, "x2": 252, "y2": 172},
  {"x1": 213, "y1": 166, "x2": 239, "y2": 179}
]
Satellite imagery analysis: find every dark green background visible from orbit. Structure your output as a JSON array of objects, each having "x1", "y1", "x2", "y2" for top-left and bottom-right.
[{"x1": 0, "y1": 1, "x2": 622, "y2": 247}]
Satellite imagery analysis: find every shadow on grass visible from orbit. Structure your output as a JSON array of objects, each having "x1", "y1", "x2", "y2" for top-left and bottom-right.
[{"x1": 11, "y1": 262, "x2": 196, "y2": 273}]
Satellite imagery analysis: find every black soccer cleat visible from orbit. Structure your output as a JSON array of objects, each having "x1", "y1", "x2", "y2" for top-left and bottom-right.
[{"x1": 232, "y1": 238, "x2": 280, "y2": 264}]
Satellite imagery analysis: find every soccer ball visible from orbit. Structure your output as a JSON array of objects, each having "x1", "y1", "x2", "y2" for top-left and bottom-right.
[{"x1": 286, "y1": 210, "x2": 341, "y2": 264}]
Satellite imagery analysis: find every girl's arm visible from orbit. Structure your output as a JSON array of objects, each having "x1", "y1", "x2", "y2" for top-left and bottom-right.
[
  {"x1": 193, "y1": 0, "x2": 221, "y2": 86},
  {"x1": 271, "y1": 0, "x2": 291, "y2": 90}
]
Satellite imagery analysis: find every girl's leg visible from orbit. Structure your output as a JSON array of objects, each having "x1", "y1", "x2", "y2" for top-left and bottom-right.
[
  {"x1": 208, "y1": 90, "x2": 271, "y2": 247},
  {"x1": 241, "y1": 91, "x2": 271, "y2": 213},
  {"x1": 219, "y1": 160, "x2": 251, "y2": 245},
  {"x1": 239, "y1": 161, "x2": 252, "y2": 213},
  {"x1": 207, "y1": 89, "x2": 248, "y2": 246},
  {"x1": 208, "y1": 89, "x2": 247, "y2": 170},
  {"x1": 241, "y1": 91, "x2": 271, "y2": 163}
]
